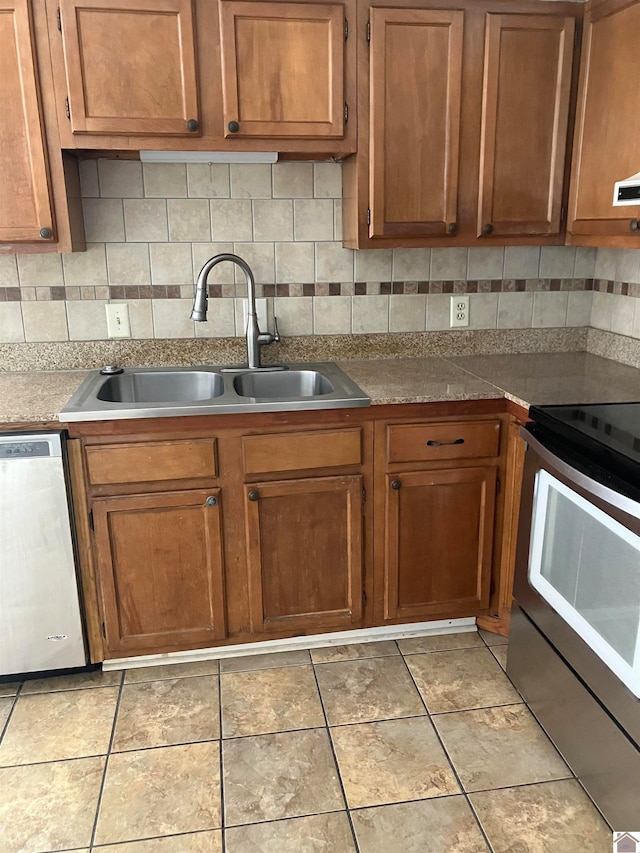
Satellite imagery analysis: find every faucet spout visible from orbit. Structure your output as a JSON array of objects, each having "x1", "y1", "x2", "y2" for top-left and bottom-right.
[{"x1": 191, "y1": 253, "x2": 280, "y2": 369}]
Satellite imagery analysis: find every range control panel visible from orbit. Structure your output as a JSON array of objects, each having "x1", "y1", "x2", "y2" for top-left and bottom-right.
[{"x1": 0, "y1": 441, "x2": 51, "y2": 459}]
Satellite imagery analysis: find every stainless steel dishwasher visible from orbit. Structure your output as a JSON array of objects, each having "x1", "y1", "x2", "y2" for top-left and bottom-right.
[{"x1": 0, "y1": 431, "x2": 87, "y2": 677}]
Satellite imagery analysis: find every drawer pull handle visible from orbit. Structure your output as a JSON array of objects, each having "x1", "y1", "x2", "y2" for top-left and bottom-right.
[
  {"x1": 426, "y1": 438, "x2": 465, "y2": 447},
  {"x1": 391, "y1": 479, "x2": 402, "y2": 490},
  {"x1": 205, "y1": 495, "x2": 218, "y2": 507},
  {"x1": 248, "y1": 489, "x2": 260, "y2": 501}
]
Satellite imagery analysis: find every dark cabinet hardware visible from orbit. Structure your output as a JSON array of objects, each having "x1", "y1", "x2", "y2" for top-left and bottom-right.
[{"x1": 426, "y1": 438, "x2": 465, "y2": 447}]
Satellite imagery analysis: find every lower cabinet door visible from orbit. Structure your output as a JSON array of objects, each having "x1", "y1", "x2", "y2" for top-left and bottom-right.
[
  {"x1": 93, "y1": 489, "x2": 226, "y2": 654},
  {"x1": 244, "y1": 475, "x2": 364, "y2": 633},
  {"x1": 382, "y1": 467, "x2": 496, "y2": 621}
]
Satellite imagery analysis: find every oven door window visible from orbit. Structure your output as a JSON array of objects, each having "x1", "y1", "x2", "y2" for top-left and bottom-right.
[{"x1": 529, "y1": 469, "x2": 640, "y2": 698}]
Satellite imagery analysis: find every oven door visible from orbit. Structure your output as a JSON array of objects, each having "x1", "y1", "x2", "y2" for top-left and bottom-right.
[{"x1": 514, "y1": 428, "x2": 640, "y2": 745}]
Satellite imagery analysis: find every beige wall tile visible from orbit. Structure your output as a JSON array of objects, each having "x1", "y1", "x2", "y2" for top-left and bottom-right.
[
  {"x1": 119, "y1": 299, "x2": 154, "y2": 339},
  {"x1": 503, "y1": 246, "x2": 540, "y2": 280},
  {"x1": 187, "y1": 163, "x2": 230, "y2": 198},
  {"x1": 194, "y1": 297, "x2": 236, "y2": 337},
  {"x1": 0, "y1": 303, "x2": 24, "y2": 342},
  {"x1": 594, "y1": 248, "x2": 617, "y2": 280},
  {"x1": 352, "y1": 295, "x2": 389, "y2": 333},
  {"x1": 532, "y1": 292, "x2": 568, "y2": 328},
  {"x1": 316, "y1": 243, "x2": 354, "y2": 282},
  {"x1": 275, "y1": 242, "x2": 314, "y2": 283},
  {"x1": 591, "y1": 291, "x2": 613, "y2": 331},
  {"x1": 430, "y1": 248, "x2": 467, "y2": 281},
  {"x1": 99, "y1": 159, "x2": 143, "y2": 198},
  {"x1": 152, "y1": 299, "x2": 195, "y2": 338},
  {"x1": 632, "y1": 300, "x2": 640, "y2": 338},
  {"x1": 0, "y1": 255, "x2": 18, "y2": 286},
  {"x1": 192, "y1": 243, "x2": 235, "y2": 283},
  {"x1": 149, "y1": 244, "x2": 193, "y2": 285},
  {"x1": 143, "y1": 163, "x2": 187, "y2": 198},
  {"x1": 168, "y1": 199, "x2": 211, "y2": 242},
  {"x1": 22, "y1": 301, "x2": 68, "y2": 341},
  {"x1": 253, "y1": 200, "x2": 293, "y2": 242},
  {"x1": 389, "y1": 294, "x2": 426, "y2": 332},
  {"x1": 334, "y1": 200, "x2": 342, "y2": 241},
  {"x1": 615, "y1": 249, "x2": 640, "y2": 284},
  {"x1": 17, "y1": 253, "x2": 64, "y2": 287},
  {"x1": 313, "y1": 295, "x2": 351, "y2": 334},
  {"x1": 314, "y1": 162, "x2": 342, "y2": 198},
  {"x1": 467, "y1": 247, "x2": 504, "y2": 280},
  {"x1": 539, "y1": 246, "x2": 576, "y2": 278},
  {"x1": 210, "y1": 200, "x2": 253, "y2": 242},
  {"x1": 498, "y1": 292, "x2": 534, "y2": 329},
  {"x1": 610, "y1": 294, "x2": 635, "y2": 336},
  {"x1": 67, "y1": 300, "x2": 109, "y2": 340},
  {"x1": 82, "y1": 198, "x2": 125, "y2": 242},
  {"x1": 124, "y1": 199, "x2": 168, "y2": 242},
  {"x1": 392, "y1": 249, "x2": 430, "y2": 282},
  {"x1": 566, "y1": 291, "x2": 592, "y2": 327},
  {"x1": 230, "y1": 164, "x2": 272, "y2": 198},
  {"x1": 232, "y1": 242, "x2": 275, "y2": 283},
  {"x1": 62, "y1": 243, "x2": 108, "y2": 287},
  {"x1": 274, "y1": 296, "x2": 313, "y2": 334},
  {"x1": 469, "y1": 293, "x2": 498, "y2": 329},
  {"x1": 355, "y1": 250, "x2": 393, "y2": 282},
  {"x1": 273, "y1": 162, "x2": 313, "y2": 198},
  {"x1": 106, "y1": 243, "x2": 150, "y2": 285},
  {"x1": 294, "y1": 199, "x2": 334, "y2": 241},
  {"x1": 78, "y1": 159, "x2": 99, "y2": 197},
  {"x1": 574, "y1": 247, "x2": 596, "y2": 279},
  {"x1": 426, "y1": 294, "x2": 450, "y2": 330}
]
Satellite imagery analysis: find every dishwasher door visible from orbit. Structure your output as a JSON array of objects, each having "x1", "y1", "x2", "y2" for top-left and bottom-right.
[{"x1": 0, "y1": 432, "x2": 86, "y2": 676}]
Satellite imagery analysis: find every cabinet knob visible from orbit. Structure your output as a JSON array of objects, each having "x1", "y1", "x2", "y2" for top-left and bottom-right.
[
  {"x1": 39, "y1": 227, "x2": 52, "y2": 239},
  {"x1": 391, "y1": 479, "x2": 402, "y2": 490},
  {"x1": 447, "y1": 222, "x2": 458, "y2": 235},
  {"x1": 228, "y1": 121, "x2": 240, "y2": 134},
  {"x1": 630, "y1": 219, "x2": 639, "y2": 232},
  {"x1": 186, "y1": 118, "x2": 199, "y2": 132},
  {"x1": 248, "y1": 489, "x2": 260, "y2": 501},
  {"x1": 205, "y1": 495, "x2": 218, "y2": 507},
  {"x1": 482, "y1": 223, "x2": 494, "y2": 236}
]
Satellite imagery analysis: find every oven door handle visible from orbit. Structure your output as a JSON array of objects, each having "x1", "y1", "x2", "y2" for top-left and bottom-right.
[{"x1": 521, "y1": 427, "x2": 640, "y2": 518}]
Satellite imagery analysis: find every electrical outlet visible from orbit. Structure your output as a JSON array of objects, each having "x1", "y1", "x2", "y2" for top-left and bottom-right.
[
  {"x1": 450, "y1": 295, "x2": 469, "y2": 327},
  {"x1": 105, "y1": 303, "x2": 131, "y2": 338}
]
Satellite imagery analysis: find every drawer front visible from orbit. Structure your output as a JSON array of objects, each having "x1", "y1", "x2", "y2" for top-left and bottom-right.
[
  {"x1": 243, "y1": 428, "x2": 362, "y2": 475},
  {"x1": 86, "y1": 439, "x2": 217, "y2": 485},
  {"x1": 387, "y1": 420, "x2": 500, "y2": 464}
]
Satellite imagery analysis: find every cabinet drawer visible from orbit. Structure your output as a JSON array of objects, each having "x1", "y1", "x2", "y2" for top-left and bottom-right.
[
  {"x1": 243, "y1": 428, "x2": 362, "y2": 474},
  {"x1": 387, "y1": 421, "x2": 500, "y2": 464},
  {"x1": 86, "y1": 439, "x2": 217, "y2": 485}
]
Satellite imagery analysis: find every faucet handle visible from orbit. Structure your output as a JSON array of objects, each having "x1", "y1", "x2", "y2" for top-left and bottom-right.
[{"x1": 272, "y1": 315, "x2": 281, "y2": 343}]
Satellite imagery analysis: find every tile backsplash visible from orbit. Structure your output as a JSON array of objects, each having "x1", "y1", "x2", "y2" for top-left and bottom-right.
[
  {"x1": 0, "y1": 160, "x2": 599, "y2": 343},
  {"x1": 591, "y1": 248, "x2": 640, "y2": 340}
]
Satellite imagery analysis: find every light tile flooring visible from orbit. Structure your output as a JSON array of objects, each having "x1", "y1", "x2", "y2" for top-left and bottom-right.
[{"x1": 0, "y1": 630, "x2": 612, "y2": 852}]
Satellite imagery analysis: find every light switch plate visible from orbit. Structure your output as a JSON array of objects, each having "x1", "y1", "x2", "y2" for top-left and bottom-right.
[
  {"x1": 105, "y1": 303, "x2": 131, "y2": 338},
  {"x1": 450, "y1": 295, "x2": 469, "y2": 327}
]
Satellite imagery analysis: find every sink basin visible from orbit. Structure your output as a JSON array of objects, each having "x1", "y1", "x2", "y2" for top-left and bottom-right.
[
  {"x1": 97, "y1": 371, "x2": 224, "y2": 404},
  {"x1": 233, "y1": 370, "x2": 334, "y2": 399}
]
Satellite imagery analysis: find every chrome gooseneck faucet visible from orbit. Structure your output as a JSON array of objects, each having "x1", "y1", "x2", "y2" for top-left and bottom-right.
[{"x1": 191, "y1": 253, "x2": 280, "y2": 370}]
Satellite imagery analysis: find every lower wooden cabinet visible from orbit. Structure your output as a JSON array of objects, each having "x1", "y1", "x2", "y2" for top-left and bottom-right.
[
  {"x1": 380, "y1": 466, "x2": 497, "y2": 622},
  {"x1": 93, "y1": 488, "x2": 226, "y2": 654},
  {"x1": 243, "y1": 475, "x2": 364, "y2": 632}
]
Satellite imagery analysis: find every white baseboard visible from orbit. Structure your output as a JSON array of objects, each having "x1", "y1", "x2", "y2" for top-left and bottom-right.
[{"x1": 103, "y1": 617, "x2": 477, "y2": 671}]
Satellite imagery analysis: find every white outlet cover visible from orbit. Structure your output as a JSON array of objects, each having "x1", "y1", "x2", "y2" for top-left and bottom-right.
[
  {"x1": 450, "y1": 295, "x2": 469, "y2": 328},
  {"x1": 105, "y1": 303, "x2": 131, "y2": 338}
]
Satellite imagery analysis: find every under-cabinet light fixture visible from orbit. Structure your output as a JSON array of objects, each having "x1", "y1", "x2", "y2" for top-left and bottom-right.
[{"x1": 139, "y1": 150, "x2": 278, "y2": 164}]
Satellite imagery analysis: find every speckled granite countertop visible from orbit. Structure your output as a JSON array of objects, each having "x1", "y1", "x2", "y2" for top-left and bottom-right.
[{"x1": 1, "y1": 352, "x2": 639, "y2": 424}]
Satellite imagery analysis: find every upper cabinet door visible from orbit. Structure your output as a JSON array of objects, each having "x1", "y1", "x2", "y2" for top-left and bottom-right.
[
  {"x1": 568, "y1": 0, "x2": 640, "y2": 243},
  {"x1": 58, "y1": 0, "x2": 200, "y2": 136},
  {"x1": 369, "y1": 8, "x2": 463, "y2": 239},
  {"x1": 0, "y1": 1, "x2": 55, "y2": 243},
  {"x1": 478, "y1": 14, "x2": 575, "y2": 239},
  {"x1": 219, "y1": 0, "x2": 346, "y2": 138}
]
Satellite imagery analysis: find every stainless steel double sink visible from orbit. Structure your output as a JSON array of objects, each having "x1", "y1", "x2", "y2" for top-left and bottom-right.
[{"x1": 60, "y1": 363, "x2": 370, "y2": 422}]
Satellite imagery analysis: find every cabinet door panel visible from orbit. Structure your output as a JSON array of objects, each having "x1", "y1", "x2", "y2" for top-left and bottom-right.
[
  {"x1": 369, "y1": 8, "x2": 463, "y2": 239},
  {"x1": 478, "y1": 14, "x2": 574, "y2": 238},
  {"x1": 94, "y1": 489, "x2": 226, "y2": 654},
  {"x1": 0, "y1": 1, "x2": 54, "y2": 243},
  {"x1": 59, "y1": 0, "x2": 199, "y2": 136},
  {"x1": 220, "y1": 0, "x2": 344, "y2": 138},
  {"x1": 384, "y1": 467, "x2": 496, "y2": 621},
  {"x1": 244, "y1": 476, "x2": 363, "y2": 632}
]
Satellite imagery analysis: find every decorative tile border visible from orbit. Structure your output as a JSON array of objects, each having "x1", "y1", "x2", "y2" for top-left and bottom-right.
[{"x1": 593, "y1": 279, "x2": 640, "y2": 297}]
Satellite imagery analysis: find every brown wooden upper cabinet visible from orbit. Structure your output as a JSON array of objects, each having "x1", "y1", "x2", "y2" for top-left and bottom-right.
[
  {"x1": 0, "y1": 0, "x2": 55, "y2": 244},
  {"x1": 219, "y1": 0, "x2": 347, "y2": 139},
  {"x1": 57, "y1": 0, "x2": 200, "y2": 137},
  {"x1": 343, "y1": 0, "x2": 580, "y2": 249},
  {"x1": 568, "y1": 0, "x2": 640, "y2": 246}
]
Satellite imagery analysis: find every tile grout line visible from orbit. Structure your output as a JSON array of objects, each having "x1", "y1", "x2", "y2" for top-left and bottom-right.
[
  {"x1": 218, "y1": 663, "x2": 227, "y2": 853},
  {"x1": 0, "y1": 680, "x2": 24, "y2": 747}
]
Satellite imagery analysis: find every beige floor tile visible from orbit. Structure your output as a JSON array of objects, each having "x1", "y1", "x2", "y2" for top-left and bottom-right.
[
  {"x1": 223, "y1": 728, "x2": 344, "y2": 825},
  {"x1": 491, "y1": 645, "x2": 508, "y2": 671},
  {"x1": 470, "y1": 779, "x2": 611, "y2": 851},
  {"x1": 315, "y1": 657, "x2": 425, "y2": 725},
  {"x1": 398, "y1": 632, "x2": 484, "y2": 655},
  {"x1": 351, "y1": 796, "x2": 489, "y2": 853},
  {"x1": 220, "y1": 649, "x2": 311, "y2": 673},
  {"x1": 479, "y1": 628, "x2": 509, "y2": 646},
  {"x1": 310, "y1": 641, "x2": 399, "y2": 663},
  {"x1": 0, "y1": 697, "x2": 13, "y2": 732},
  {"x1": 221, "y1": 665, "x2": 324, "y2": 737},
  {"x1": 332, "y1": 716, "x2": 459, "y2": 808},
  {"x1": 94, "y1": 830, "x2": 222, "y2": 852},
  {"x1": 124, "y1": 660, "x2": 219, "y2": 683},
  {"x1": 113, "y1": 676, "x2": 219, "y2": 751},
  {"x1": 433, "y1": 704, "x2": 570, "y2": 792},
  {"x1": 405, "y1": 648, "x2": 520, "y2": 713},
  {"x1": 22, "y1": 668, "x2": 122, "y2": 693},
  {"x1": 95, "y1": 741, "x2": 221, "y2": 845},
  {"x1": 0, "y1": 756, "x2": 104, "y2": 853},
  {"x1": 0, "y1": 681, "x2": 21, "y2": 697},
  {"x1": 225, "y1": 812, "x2": 356, "y2": 852},
  {"x1": 0, "y1": 687, "x2": 119, "y2": 765}
]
